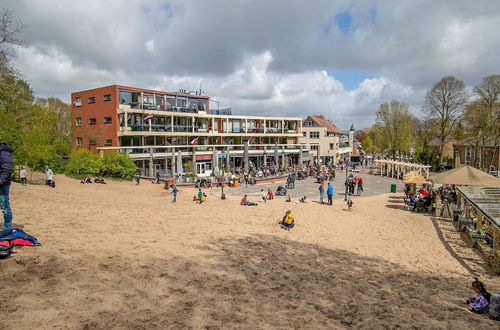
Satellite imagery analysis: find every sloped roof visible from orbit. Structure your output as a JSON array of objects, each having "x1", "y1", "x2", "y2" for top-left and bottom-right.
[
  {"x1": 304, "y1": 115, "x2": 342, "y2": 134},
  {"x1": 455, "y1": 137, "x2": 498, "y2": 147}
]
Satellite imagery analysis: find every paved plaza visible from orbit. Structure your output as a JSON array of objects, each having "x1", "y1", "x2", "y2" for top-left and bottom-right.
[{"x1": 225, "y1": 168, "x2": 403, "y2": 202}]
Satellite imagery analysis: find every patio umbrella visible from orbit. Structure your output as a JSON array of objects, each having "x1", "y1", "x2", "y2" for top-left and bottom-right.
[
  {"x1": 212, "y1": 147, "x2": 218, "y2": 175},
  {"x1": 176, "y1": 151, "x2": 183, "y2": 176},
  {"x1": 403, "y1": 171, "x2": 420, "y2": 180},
  {"x1": 403, "y1": 173, "x2": 427, "y2": 185},
  {"x1": 431, "y1": 165, "x2": 500, "y2": 187},
  {"x1": 243, "y1": 142, "x2": 249, "y2": 172},
  {"x1": 274, "y1": 143, "x2": 279, "y2": 168}
]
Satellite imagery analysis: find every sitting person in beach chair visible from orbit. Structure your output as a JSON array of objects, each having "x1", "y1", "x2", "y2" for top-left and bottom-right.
[
  {"x1": 408, "y1": 193, "x2": 417, "y2": 209},
  {"x1": 278, "y1": 210, "x2": 295, "y2": 230},
  {"x1": 275, "y1": 185, "x2": 287, "y2": 196},
  {"x1": 240, "y1": 194, "x2": 257, "y2": 206}
]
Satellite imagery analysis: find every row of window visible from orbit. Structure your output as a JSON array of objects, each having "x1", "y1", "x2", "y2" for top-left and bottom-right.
[
  {"x1": 76, "y1": 137, "x2": 112, "y2": 147},
  {"x1": 75, "y1": 117, "x2": 112, "y2": 127},
  {"x1": 74, "y1": 95, "x2": 111, "y2": 106},
  {"x1": 309, "y1": 144, "x2": 336, "y2": 151}
]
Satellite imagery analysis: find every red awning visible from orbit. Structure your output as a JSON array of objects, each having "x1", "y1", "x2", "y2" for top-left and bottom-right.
[{"x1": 196, "y1": 154, "x2": 212, "y2": 161}]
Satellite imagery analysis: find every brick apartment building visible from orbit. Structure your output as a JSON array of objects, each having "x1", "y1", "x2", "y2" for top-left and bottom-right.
[{"x1": 71, "y1": 85, "x2": 305, "y2": 176}]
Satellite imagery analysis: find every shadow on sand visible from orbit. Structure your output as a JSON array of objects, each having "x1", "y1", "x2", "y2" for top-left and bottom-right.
[{"x1": 1, "y1": 235, "x2": 494, "y2": 329}]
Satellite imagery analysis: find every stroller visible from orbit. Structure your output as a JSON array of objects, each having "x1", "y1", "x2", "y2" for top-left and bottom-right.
[{"x1": 276, "y1": 186, "x2": 287, "y2": 196}]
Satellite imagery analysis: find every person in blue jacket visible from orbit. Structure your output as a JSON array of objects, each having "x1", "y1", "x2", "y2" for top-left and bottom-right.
[
  {"x1": 0, "y1": 143, "x2": 13, "y2": 230},
  {"x1": 327, "y1": 182, "x2": 334, "y2": 205}
]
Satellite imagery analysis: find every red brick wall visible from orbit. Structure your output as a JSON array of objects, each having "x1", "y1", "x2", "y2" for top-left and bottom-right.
[{"x1": 71, "y1": 85, "x2": 119, "y2": 152}]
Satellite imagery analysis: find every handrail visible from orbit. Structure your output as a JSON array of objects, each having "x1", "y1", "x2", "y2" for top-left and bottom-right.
[{"x1": 97, "y1": 143, "x2": 307, "y2": 150}]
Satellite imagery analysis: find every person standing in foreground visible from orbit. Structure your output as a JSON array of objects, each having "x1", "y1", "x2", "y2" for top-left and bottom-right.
[
  {"x1": 171, "y1": 185, "x2": 179, "y2": 203},
  {"x1": 44, "y1": 166, "x2": 53, "y2": 186},
  {"x1": 318, "y1": 182, "x2": 325, "y2": 204},
  {"x1": 0, "y1": 143, "x2": 13, "y2": 230},
  {"x1": 327, "y1": 182, "x2": 334, "y2": 205},
  {"x1": 19, "y1": 166, "x2": 28, "y2": 186}
]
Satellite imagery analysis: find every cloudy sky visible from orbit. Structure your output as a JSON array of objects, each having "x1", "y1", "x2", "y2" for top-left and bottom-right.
[{"x1": 3, "y1": 0, "x2": 500, "y2": 129}]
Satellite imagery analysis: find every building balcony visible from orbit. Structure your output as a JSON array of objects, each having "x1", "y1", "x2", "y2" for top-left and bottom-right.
[
  {"x1": 100, "y1": 144, "x2": 308, "y2": 158},
  {"x1": 120, "y1": 103, "x2": 200, "y2": 114}
]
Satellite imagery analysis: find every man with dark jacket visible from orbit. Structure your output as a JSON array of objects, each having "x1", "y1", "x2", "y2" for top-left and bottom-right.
[{"x1": 0, "y1": 143, "x2": 13, "y2": 230}]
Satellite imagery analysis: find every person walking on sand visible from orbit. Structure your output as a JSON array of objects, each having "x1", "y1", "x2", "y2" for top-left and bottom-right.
[
  {"x1": 171, "y1": 185, "x2": 179, "y2": 203},
  {"x1": 197, "y1": 189, "x2": 204, "y2": 204},
  {"x1": 19, "y1": 166, "x2": 28, "y2": 186},
  {"x1": 318, "y1": 182, "x2": 325, "y2": 204},
  {"x1": 44, "y1": 166, "x2": 53, "y2": 186},
  {"x1": 135, "y1": 169, "x2": 141, "y2": 185},
  {"x1": 327, "y1": 182, "x2": 334, "y2": 205},
  {"x1": 261, "y1": 189, "x2": 267, "y2": 203},
  {"x1": 356, "y1": 177, "x2": 363, "y2": 196},
  {"x1": 0, "y1": 143, "x2": 13, "y2": 230}
]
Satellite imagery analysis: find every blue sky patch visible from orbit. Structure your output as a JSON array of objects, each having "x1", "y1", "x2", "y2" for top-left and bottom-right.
[
  {"x1": 334, "y1": 11, "x2": 352, "y2": 34},
  {"x1": 327, "y1": 69, "x2": 373, "y2": 90},
  {"x1": 322, "y1": 10, "x2": 352, "y2": 34}
]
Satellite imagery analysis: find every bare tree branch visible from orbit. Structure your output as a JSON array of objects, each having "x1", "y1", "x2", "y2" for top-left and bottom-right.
[{"x1": 424, "y1": 76, "x2": 468, "y2": 165}]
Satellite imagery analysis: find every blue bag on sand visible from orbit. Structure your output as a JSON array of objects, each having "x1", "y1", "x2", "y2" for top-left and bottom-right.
[{"x1": 0, "y1": 228, "x2": 41, "y2": 246}]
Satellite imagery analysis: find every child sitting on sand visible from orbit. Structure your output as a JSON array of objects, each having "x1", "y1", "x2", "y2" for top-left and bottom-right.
[
  {"x1": 285, "y1": 194, "x2": 291, "y2": 202},
  {"x1": 464, "y1": 278, "x2": 491, "y2": 314},
  {"x1": 278, "y1": 210, "x2": 294, "y2": 230},
  {"x1": 267, "y1": 189, "x2": 274, "y2": 200}
]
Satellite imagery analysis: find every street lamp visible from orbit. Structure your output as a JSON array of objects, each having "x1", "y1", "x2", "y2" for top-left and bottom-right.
[{"x1": 344, "y1": 159, "x2": 350, "y2": 201}]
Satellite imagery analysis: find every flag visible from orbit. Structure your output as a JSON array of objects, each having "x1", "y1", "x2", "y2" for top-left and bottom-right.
[
  {"x1": 144, "y1": 114, "x2": 154, "y2": 121},
  {"x1": 190, "y1": 137, "x2": 199, "y2": 145}
]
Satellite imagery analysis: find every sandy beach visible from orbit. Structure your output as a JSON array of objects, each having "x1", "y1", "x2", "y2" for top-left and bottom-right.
[{"x1": 1, "y1": 175, "x2": 499, "y2": 329}]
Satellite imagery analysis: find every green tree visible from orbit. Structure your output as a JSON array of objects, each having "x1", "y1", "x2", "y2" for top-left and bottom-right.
[
  {"x1": 362, "y1": 135, "x2": 372, "y2": 152},
  {"x1": 375, "y1": 100, "x2": 415, "y2": 156},
  {"x1": 66, "y1": 149, "x2": 102, "y2": 178},
  {"x1": 100, "y1": 153, "x2": 137, "y2": 180}
]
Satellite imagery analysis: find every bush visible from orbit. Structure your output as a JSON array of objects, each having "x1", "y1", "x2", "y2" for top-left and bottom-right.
[
  {"x1": 66, "y1": 149, "x2": 102, "y2": 178},
  {"x1": 66, "y1": 150, "x2": 137, "y2": 180},
  {"x1": 100, "y1": 153, "x2": 136, "y2": 180}
]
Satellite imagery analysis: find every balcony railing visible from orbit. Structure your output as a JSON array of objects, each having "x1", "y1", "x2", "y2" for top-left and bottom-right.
[
  {"x1": 110, "y1": 144, "x2": 307, "y2": 154},
  {"x1": 210, "y1": 108, "x2": 232, "y2": 115},
  {"x1": 265, "y1": 127, "x2": 282, "y2": 133},
  {"x1": 173, "y1": 125, "x2": 192, "y2": 132}
]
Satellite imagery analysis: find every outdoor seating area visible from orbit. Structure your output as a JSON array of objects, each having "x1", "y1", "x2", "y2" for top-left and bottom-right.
[{"x1": 453, "y1": 186, "x2": 500, "y2": 273}]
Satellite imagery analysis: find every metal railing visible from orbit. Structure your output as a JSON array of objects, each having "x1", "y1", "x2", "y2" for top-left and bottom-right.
[{"x1": 210, "y1": 108, "x2": 232, "y2": 115}]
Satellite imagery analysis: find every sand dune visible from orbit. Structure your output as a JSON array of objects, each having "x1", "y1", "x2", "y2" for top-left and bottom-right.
[{"x1": 1, "y1": 175, "x2": 498, "y2": 329}]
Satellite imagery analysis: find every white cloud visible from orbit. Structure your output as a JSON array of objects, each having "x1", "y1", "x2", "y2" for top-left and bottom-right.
[{"x1": 4, "y1": 0, "x2": 500, "y2": 129}]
